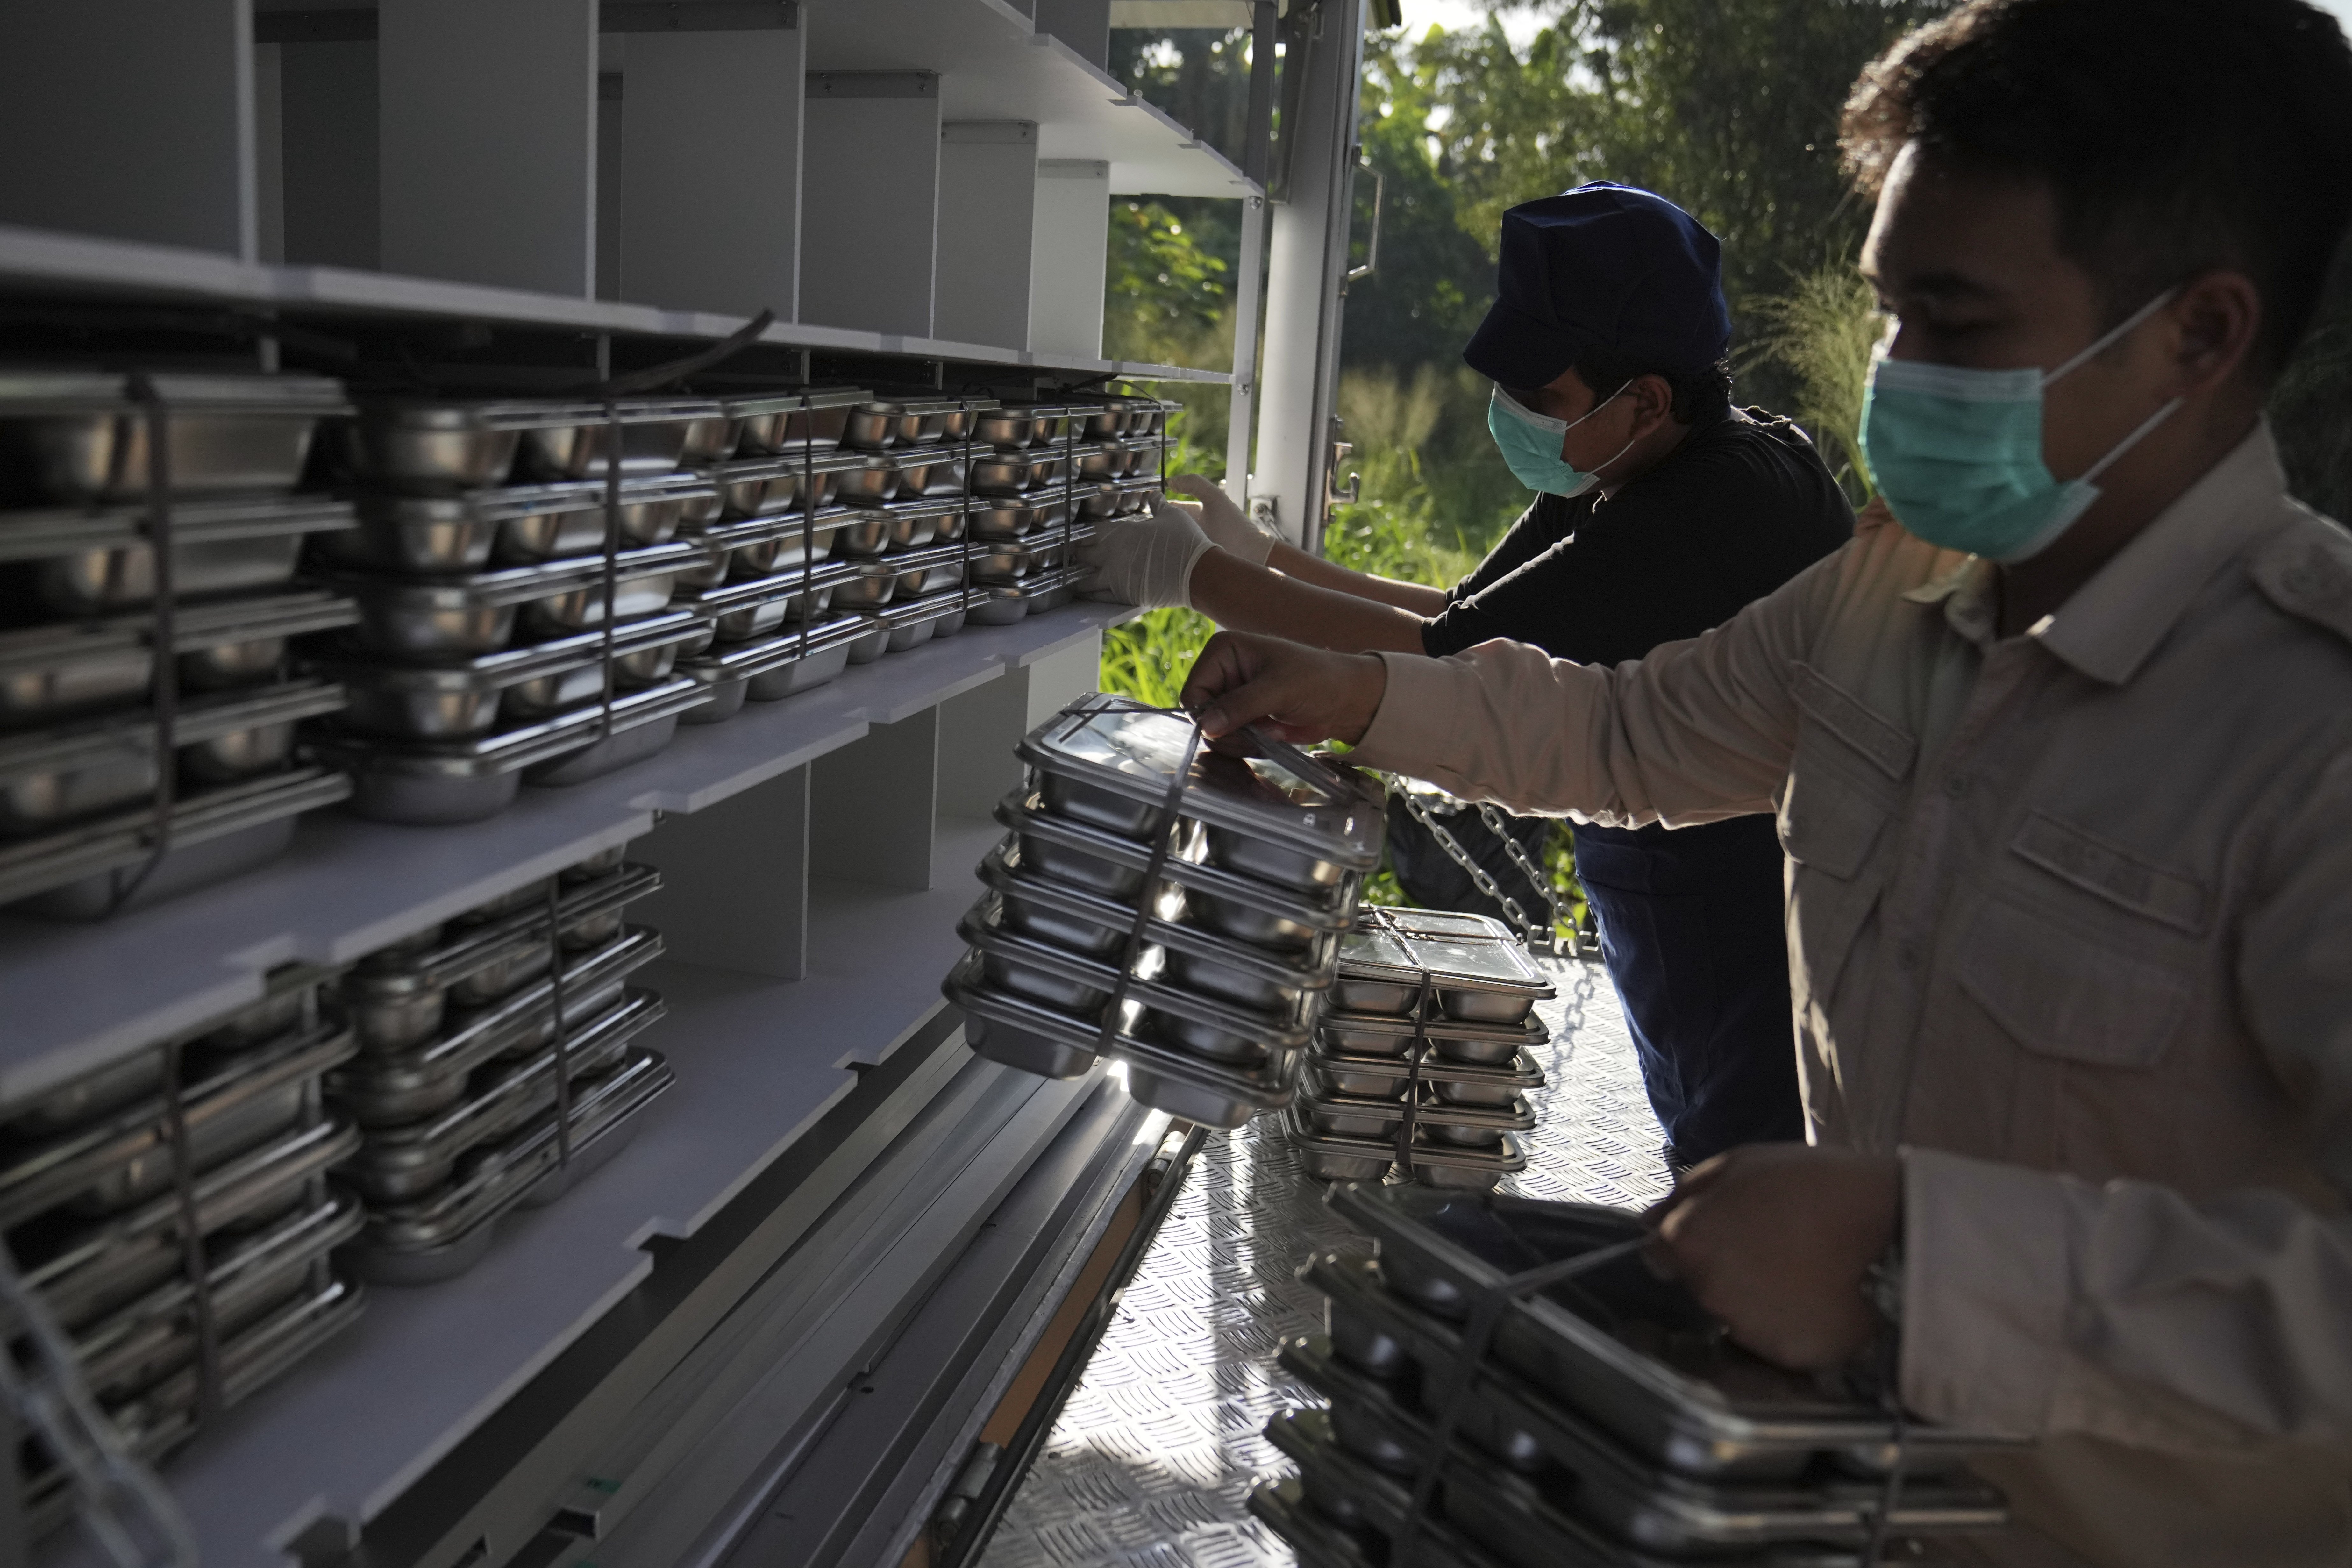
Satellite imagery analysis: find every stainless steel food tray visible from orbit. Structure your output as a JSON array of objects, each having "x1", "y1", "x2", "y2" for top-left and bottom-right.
[
  {"x1": 839, "y1": 396, "x2": 998, "y2": 451},
  {"x1": 327, "y1": 925, "x2": 663, "y2": 1123},
  {"x1": 831, "y1": 496, "x2": 967, "y2": 557},
  {"x1": 886, "y1": 446, "x2": 969, "y2": 499},
  {"x1": 967, "y1": 535, "x2": 1065, "y2": 585},
  {"x1": 339, "y1": 987, "x2": 662, "y2": 1203},
  {"x1": 317, "y1": 473, "x2": 716, "y2": 574},
  {"x1": 16, "y1": 1115, "x2": 361, "y2": 1333},
  {"x1": 675, "y1": 505, "x2": 857, "y2": 587},
  {"x1": 944, "y1": 949, "x2": 1306, "y2": 1129},
  {"x1": 718, "y1": 387, "x2": 873, "y2": 455},
  {"x1": 0, "y1": 588, "x2": 360, "y2": 734},
  {"x1": 698, "y1": 447, "x2": 877, "y2": 518},
  {"x1": 309, "y1": 608, "x2": 705, "y2": 742},
  {"x1": 0, "y1": 1016, "x2": 356, "y2": 1228},
  {"x1": 968, "y1": 446, "x2": 1067, "y2": 496},
  {"x1": 314, "y1": 679, "x2": 703, "y2": 824},
  {"x1": 836, "y1": 544, "x2": 966, "y2": 609},
  {"x1": 1327, "y1": 1185, "x2": 2020, "y2": 1479},
  {"x1": 1286, "y1": 1309, "x2": 2006, "y2": 1557},
  {"x1": 0, "y1": 492, "x2": 358, "y2": 618},
  {"x1": 963, "y1": 494, "x2": 1068, "y2": 542},
  {"x1": 1300, "y1": 1081, "x2": 1536, "y2": 1143},
  {"x1": 1247, "y1": 1471, "x2": 1492, "y2": 1568},
  {"x1": 0, "y1": 370, "x2": 350, "y2": 502},
  {"x1": 678, "y1": 612, "x2": 867, "y2": 714},
  {"x1": 842, "y1": 588, "x2": 969, "y2": 660},
  {"x1": 1335, "y1": 908, "x2": 1556, "y2": 1023},
  {"x1": 0, "y1": 677, "x2": 347, "y2": 836},
  {"x1": 976, "y1": 838, "x2": 1338, "y2": 1012},
  {"x1": 344, "y1": 1046, "x2": 673, "y2": 1284},
  {"x1": 341, "y1": 862, "x2": 660, "y2": 1051},
  {"x1": 1018, "y1": 694, "x2": 1385, "y2": 873},
  {"x1": 0, "y1": 764, "x2": 351, "y2": 916},
  {"x1": 344, "y1": 396, "x2": 725, "y2": 488},
  {"x1": 327, "y1": 540, "x2": 702, "y2": 659},
  {"x1": 1257, "y1": 1407, "x2": 1519, "y2": 1568},
  {"x1": 993, "y1": 792, "x2": 1362, "y2": 950},
  {"x1": 674, "y1": 559, "x2": 861, "y2": 643},
  {"x1": 962, "y1": 569, "x2": 1070, "y2": 626},
  {"x1": 1308, "y1": 1046, "x2": 1546, "y2": 1108},
  {"x1": 1321, "y1": 1009, "x2": 1549, "y2": 1067},
  {"x1": 1284, "y1": 1112, "x2": 1529, "y2": 1190}
]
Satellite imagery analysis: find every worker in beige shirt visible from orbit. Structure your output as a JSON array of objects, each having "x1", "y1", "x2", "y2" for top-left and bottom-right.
[{"x1": 1183, "y1": 1, "x2": 2352, "y2": 1561}]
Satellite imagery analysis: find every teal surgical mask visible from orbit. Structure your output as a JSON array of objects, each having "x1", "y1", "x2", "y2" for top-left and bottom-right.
[
  {"x1": 1487, "y1": 385, "x2": 1634, "y2": 497},
  {"x1": 1858, "y1": 289, "x2": 2182, "y2": 562}
]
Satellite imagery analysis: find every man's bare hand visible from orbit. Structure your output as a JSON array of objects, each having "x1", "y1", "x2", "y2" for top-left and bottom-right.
[
  {"x1": 1648, "y1": 1144, "x2": 1901, "y2": 1371},
  {"x1": 1179, "y1": 631, "x2": 1387, "y2": 745}
]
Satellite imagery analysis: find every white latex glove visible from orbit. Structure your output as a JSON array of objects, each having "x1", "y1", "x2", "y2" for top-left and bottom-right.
[
  {"x1": 1168, "y1": 473, "x2": 1276, "y2": 567},
  {"x1": 1076, "y1": 501, "x2": 1216, "y2": 609}
]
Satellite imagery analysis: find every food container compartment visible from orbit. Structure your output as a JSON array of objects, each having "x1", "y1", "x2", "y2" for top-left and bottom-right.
[
  {"x1": 832, "y1": 496, "x2": 969, "y2": 558},
  {"x1": 964, "y1": 495, "x2": 1068, "y2": 542},
  {"x1": 517, "y1": 557, "x2": 699, "y2": 639},
  {"x1": 830, "y1": 455, "x2": 900, "y2": 507},
  {"x1": 1305, "y1": 1094, "x2": 1402, "y2": 1142},
  {"x1": 964, "y1": 571, "x2": 1069, "y2": 626},
  {"x1": 678, "y1": 561, "x2": 859, "y2": 643},
  {"x1": 970, "y1": 538, "x2": 1065, "y2": 586},
  {"x1": 489, "y1": 475, "x2": 711, "y2": 564},
  {"x1": 329, "y1": 544, "x2": 698, "y2": 659},
  {"x1": 1319, "y1": 1009, "x2": 1546, "y2": 1066},
  {"x1": 849, "y1": 589, "x2": 968, "y2": 655},
  {"x1": 0, "y1": 679, "x2": 347, "y2": 836},
  {"x1": 700, "y1": 447, "x2": 876, "y2": 518},
  {"x1": 311, "y1": 609, "x2": 701, "y2": 741},
  {"x1": 840, "y1": 397, "x2": 998, "y2": 451},
  {"x1": 1333, "y1": 909, "x2": 1555, "y2": 1023},
  {"x1": 0, "y1": 494, "x2": 359, "y2": 619},
  {"x1": 1070, "y1": 441, "x2": 1129, "y2": 481},
  {"x1": 0, "y1": 371, "x2": 351, "y2": 503},
  {"x1": 338, "y1": 989, "x2": 656, "y2": 1203},
  {"x1": 345, "y1": 1047, "x2": 672, "y2": 1283},
  {"x1": 340, "y1": 399, "x2": 616, "y2": 490},
  {"x1": 1205, "y1": 823, "x2": 1351, "y2": 893},
  {"x1": 888, "y1": 447, "x2": 967, "y2": 499},
  {"x1": 319, "y1": 482, "x2": 577, "y2": 573},
  {"x1": 969, "y1": 448, "x2": 1066, "y2": 496},
  {"x1": 1112, "y1": 476, "x2": 1167, "y2": 516},
  {"x1": 315, "y1": 681, "x2": 704, "y2": 824},
  {"x1": 720, "y1": 387, "x2": 872, "y2": 454},
  {"x1": 522, "y1": 694, "x2": 694, "y2": 787},
  {"x1": 327, "y1": 927, "x2": 661, "y2": 1123},
  {"x1": 679, "y1": 614, "x2": 865, "y2": 704},
  {"x1": 512, "y1": 398, "x2": 725, "y2": 481}
]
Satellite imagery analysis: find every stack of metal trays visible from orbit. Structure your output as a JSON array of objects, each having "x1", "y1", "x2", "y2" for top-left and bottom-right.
[
  {"x1": 327, "y1": 846, "x2": 672, "y2": 1283},
  {"x1": 0, "y1": 963, "x2": 367, "y2": 1536},
  {"x1": 837, "y1": 397, "x2": 999, "y2": 453},
  {"x1": 714, "y1": 387, "x2": 873, "y2": 457},
  {"x1": 942, "y1": 695, "x2": 1384, "y2": 1127},
  {"x1": 1290, "y1": 908, "x2": 1555, "y2": 1191},
  {"x1": 310, "y1": 397, "x2": 726, "y2": 824},
  {"x1": 1250, "y1": 1187, "x2": 2017, "y2": 1568},
  {"x1": 0, "y1": 371, "x2": 365, "y2": 916}
]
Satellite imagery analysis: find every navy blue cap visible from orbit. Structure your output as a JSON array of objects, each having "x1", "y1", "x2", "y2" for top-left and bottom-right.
[{"x1": 1462, "y1": 182, "x2": 1731, "y2": 390}]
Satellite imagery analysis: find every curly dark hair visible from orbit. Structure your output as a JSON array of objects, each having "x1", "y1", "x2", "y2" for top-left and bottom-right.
[{"x1": 1840, "y1": 0, "x2": 2352, "y2": 380}]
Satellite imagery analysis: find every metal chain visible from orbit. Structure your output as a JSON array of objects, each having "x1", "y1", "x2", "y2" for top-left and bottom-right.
[
  {"x1": 1475, "y1": 801, "x2": 1565, "y2": 949},
  {"x1": 1392, "y1": 788, "x2": 1550, "y2": 950}
]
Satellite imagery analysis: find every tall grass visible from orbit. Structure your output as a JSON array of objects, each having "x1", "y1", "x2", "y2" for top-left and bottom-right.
[{"x1": 1744, "y1": 261, "x2": 1885, "y2": 502}]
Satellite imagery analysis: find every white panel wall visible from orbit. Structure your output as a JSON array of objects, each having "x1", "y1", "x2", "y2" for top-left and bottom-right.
[
  {"x1": 379, "y1": 0, "x2": 598, "y2": 296},
  {"x1": 800, "y1": 90, "x2": 942, "y2": 338},
  {"x1": 1029, "y1": 160, "x2": 1110, "y2": 359},
  {"x1": 935, "y1": 123, "x2": 1038, "y2": 350},
  {"x1": 0, "y1": 0, "x2": 257, "y2": 259},
  {"x1": 621, "y1": 29, "x2": 805, "y2": 318},
  {"x1": 282, "y1": 41, "x2": 381, "y2": 270}
]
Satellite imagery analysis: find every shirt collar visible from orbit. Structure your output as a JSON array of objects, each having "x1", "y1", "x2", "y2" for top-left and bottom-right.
[
  {"x1": 1895, "y1": 422, "x2": 2288, "y2": 677},
  {"x1": 2034, "y1": 421, "x2": 2287, "y2": 686}
]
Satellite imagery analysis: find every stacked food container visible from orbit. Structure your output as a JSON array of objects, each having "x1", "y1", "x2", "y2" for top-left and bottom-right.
[
  {"x1": 1254, "y1": 1185, "x2": 2016, "y2": 1568},
  {"x1": 1286, "y1": 908, "x2": 1555, "y2": 1192},
  {"x1": 825, "y1": 396, "x2": 993, "y2": 659},
  {"x1": 671, "y1": 387, "x2": 880, "y2": 721},
  {"x1": 963, "y1": 400, "x2": 1079, "y2": 625},
  {"x1": 326, "y1": 844, "x2": 671, "y2": 1282},
  {"x1": 0, "y1": 370, "x2": 363, "y2": 916},
  {"x1": 0, "y1": 965, "x2": 365, "y2": 1534},
  {"x1": 303, "y1": 396, "x2": 724, "y2": 824},
  {"x1": 943, "y1": 694, "x2": 1385, "y2": 1129}
]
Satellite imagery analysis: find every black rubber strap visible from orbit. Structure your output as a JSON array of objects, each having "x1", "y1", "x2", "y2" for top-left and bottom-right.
[
  {"x1": 568, "y1": 308, "x2": 776, "y2": 397},
  {"x1": 1091, "y1": 715, "x2": 1203, "y2": 1059},
  {"x1": 106, "y1": 375, "x2": 179, "y2": 916},
  {"x1": 159, "y1": 1038, "x2": 223, "y2": 1424},
  {"x1": 957, "y1": 399, "x2": 976, "y2": 613},
  {"x1": 545, "y1": 879, "x2": 574, "y2": 1168},
  {"x1": 798, "y1": 393, "x2": 815, "y2": 663},
  {"x1": 1391, "y1": 970, "x2": 1432, "y2": 1177},
  {"x1": 596, "y1": 402, "x2": 622, "y2": 745},
  {"x1": 1391, "y1": 1235, "x2": 1650, "y2": 1568}
]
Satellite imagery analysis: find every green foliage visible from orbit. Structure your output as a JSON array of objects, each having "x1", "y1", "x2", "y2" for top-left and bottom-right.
[
  {"x1": 1106, "y1": 199, "x2": 1229, "y2": 345},
  {"x1": 1743, "y1": 260, "x2": 1885, "y2": 501},
  {"x1": 1099, "y1": 607, "x2": 1217, "y2": 710}
]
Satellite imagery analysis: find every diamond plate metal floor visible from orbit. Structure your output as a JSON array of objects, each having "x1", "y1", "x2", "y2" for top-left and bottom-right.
[{"x1": 976, "y1": 956, "x2": 1670, "y2": 1568}]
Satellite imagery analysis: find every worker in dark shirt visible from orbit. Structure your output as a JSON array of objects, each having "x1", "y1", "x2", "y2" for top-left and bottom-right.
[{"x1": 1078, "y1": 182, "x2": 1853, "y2": 1165}]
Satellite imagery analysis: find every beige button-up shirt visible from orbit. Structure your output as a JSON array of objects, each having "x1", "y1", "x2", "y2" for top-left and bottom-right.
[{"x1": 1348, "y1": 424, "x2": 2352, "y2": 1567}]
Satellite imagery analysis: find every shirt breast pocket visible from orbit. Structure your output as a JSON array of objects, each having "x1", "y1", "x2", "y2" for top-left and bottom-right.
[
  {"x1": 1775, "y1": 665, "x2": 1914, "y2": 1009},
  {"x1": 1956, "y1": 889, "x2": 2197, "y2": 1072}
]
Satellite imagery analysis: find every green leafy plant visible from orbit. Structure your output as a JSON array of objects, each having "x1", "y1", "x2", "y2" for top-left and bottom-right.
[{"x1": 1744, "y1": 260, "x2": 1885, "y2": 501}]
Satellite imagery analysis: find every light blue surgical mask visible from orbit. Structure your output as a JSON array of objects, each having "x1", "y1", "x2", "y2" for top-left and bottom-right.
[
  {"x1": 1487, "y1": 385, "x2": 1635, "y2": 497},
  {"x1": 1858, "y1": 289, "x2": 2182, "y2": 562}
]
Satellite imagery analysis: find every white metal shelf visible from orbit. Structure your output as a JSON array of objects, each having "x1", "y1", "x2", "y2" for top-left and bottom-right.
[
  {"x1": 0, "y1": 223, "x2": 1230, "y2": 384},
  {"x1": 59, "y1": 816, "x2": 1019, "y2": 1568},
  {"x1": 804, "y1": 0, "x2": 1257, "y2": 200},
  {"x1": 0, "y1": 606, "x2": 1130, "y2": 1107}
]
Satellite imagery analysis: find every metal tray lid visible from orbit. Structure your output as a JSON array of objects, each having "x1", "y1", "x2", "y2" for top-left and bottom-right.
[
  {"x1": 701, "y1": 447, "x2": 875, "y2": 481},
  {"x1": 323, "y1": 538, "x2": 703, "y2": 605},
  {"x1": 0, "y1": 493, "x2": 357, "y2": 563},
  {"x1": 1337, "y1": 909, "x2": 1555, "y2": 999},
  {"x1": 674, "y1": 558, "x2": 862, "y2": 614},
  {"x1": 994, "y1": 789, "x2": 1363, "y2": 930},
  {"x1": 883, "y1": 492, "x2": 983, "y2": 521},
  {"x1": 1310, "y1": 1042, "x2": 1546, "y2": 1090},
  {"x1": 1017, "y1": 695, "x2": 1384, "y2": 870},
  {"x1": 978, "y1": 838, "x2": 1336, "y2": 988},
  {"x1": 717, "y1": 386, "x2": 873, "y2": 416},
  {"x1": 850, "y1": 541, "x2": 967, "y2": 574},
  {"x1": 306, "y1": 608, "x2": 702, "y2": 692},
  {"x1": 1319, "y1": 1008, "x2": 1550, "y2": 1047},
  {"x1": 0, "y1": 370, "x2": 350, "y2": 415}
]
